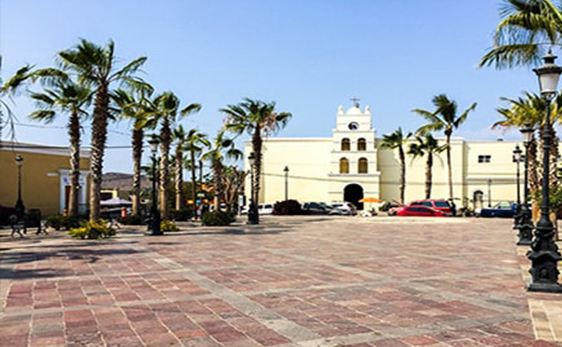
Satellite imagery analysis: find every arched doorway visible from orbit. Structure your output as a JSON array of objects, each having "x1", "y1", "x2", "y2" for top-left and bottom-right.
[{"x1": 344, "y1": 184, "x2": 364, "y2": 210}]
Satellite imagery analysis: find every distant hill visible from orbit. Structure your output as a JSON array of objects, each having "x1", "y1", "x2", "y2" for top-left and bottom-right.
[{"x1": 102, "y1": 172, "x2": 150, "y2": 191}]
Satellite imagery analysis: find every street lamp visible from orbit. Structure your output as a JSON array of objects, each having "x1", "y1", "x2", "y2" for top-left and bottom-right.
[
  {"x1": 147, "y1": 137, "x2": 162, "y2": 236},
  {"x1": 528, "y1": 51, "x2": 562, "y2": 293},
  {"x1": 14, "y1": 154, "x2": 25, "y2": 217},
  {"x1": 487, "y1": 178, "x2": 492, "y2": 207},
  {"x1": 247, "y1": 152, "x2": 259, "y2": 225},
  {"x1": 513, "y1": 145, "x2": 523, "y2": 230},
  {"x1": 518, "y1": 123, "x2": 534, "y2": 246},
  {"x1": 283, "y1": 166, "x2": 289, "y2": 201}
]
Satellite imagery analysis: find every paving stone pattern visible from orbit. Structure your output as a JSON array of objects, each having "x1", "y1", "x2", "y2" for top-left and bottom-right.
[{"x1": 0, "y1": 216, "x2": 561, "y2": 346}]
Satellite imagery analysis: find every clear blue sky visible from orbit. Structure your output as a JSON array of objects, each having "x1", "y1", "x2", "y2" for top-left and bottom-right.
[{"x1": 0, "y1": 0, "x2": 541, "y2": 173}]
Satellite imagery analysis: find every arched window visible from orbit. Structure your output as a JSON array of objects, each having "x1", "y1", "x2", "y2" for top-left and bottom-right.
[
  {"x1": 341, "y1": 138, "x2": 350, "y2": 151},
  {"x1": 357, "y1": 138, "x2": 366, "y2": 151},
  {"x1": 339, "y1": 158, "x2": 349, "y2": 174},
  {"x1": 358, "y1": 158, "x2": 368, "y2": 174}
]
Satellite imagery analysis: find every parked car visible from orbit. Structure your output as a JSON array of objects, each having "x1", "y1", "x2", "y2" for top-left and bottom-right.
[
  {"x1": 241, "y1": 202, "x2": 274, "y2": 215},
  {"x1": 396, "y1": 205, "x2": 446, "y2": 217},
  {"x1": 258, "y1": 203, "x2": 274, "y2": 215},
  {"x1": 329, "y1": 202, "x2": 358, "y2": 216},
  {"x1": 479, "y1": 201, "x2": 516, "y2": 218},
  {"x1": 302, "y1": 202, "x2": 331, "y2": 215},
  {"x1": 410, "y1": 199, "x2": 452, "y2": 215}
]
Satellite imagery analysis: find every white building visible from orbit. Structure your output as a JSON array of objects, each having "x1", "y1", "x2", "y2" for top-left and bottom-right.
[{"x1": 244, "y1": 103, "x2": 526, "y2": 211}]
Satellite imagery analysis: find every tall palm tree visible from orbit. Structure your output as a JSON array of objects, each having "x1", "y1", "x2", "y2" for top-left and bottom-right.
[
  {"x1": 57, "y1": 39, "x2": 147, "y2": 220},
  {"x1": 480, "y1": 0, "x2": 562, "y2": 69},
  {"x1": 28, "y1": 78, "x2": 92, "y2": 216},
  {"x1": 185, "y1": 128, "x2": 210, "y2": 216},
  {"x1": 413, "y1": 94, "x2": 477, "y2": 202},
  {"x1": 146, "y1": 92, "x2": 201, "y2": 219},
  {"x1": 172, "y1": 125, "x2": 189, "y2": 211},
  {"x1": 112, "y1": 82, "x2": 154, "y2": 217},
  {"x1": 221, "y1": 98, "x2": 291, "y2": 205},
  {"x1": 408, "y1": 134, "x2": 447, "y2": 199},
  {"x1": 202, "y1": 129, "x2": 243, "y2": 208},
  {"x1": 381, "y1": 127, "x2": 412, "y2": 204}
]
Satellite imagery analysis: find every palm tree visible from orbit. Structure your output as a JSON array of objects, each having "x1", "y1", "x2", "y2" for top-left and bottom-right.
[
  {"x1": 172, "y1": 125, "x2": 190, "y2": 211},
  {"x1": 221, "y1": 98, "x2": 291, "y2": 205},
  {"x1": 185, "y1": 129, "x2": 210, "y2": 216},
  {"x1": 494, "y1": 92, "x2": 562, "y2": 193},
  {"x1": 381, "y1": 127, "x2": 412, "y2": 204},
  {"x1": 202, "y1": 129, "x2": 242, "y2": 208},
  {"x1": 413, "y1": 94, "x2": 477, "y2": 202},
  {"x1": 408, "y1": 134, "x2": 447, "y2": 199},
  {"x1": 112, "y1": 82, "x2": 154, "y2": 217},
  {"x1": 28, "y1": 78, "x2": 92, "y2": 216},
  {"x1": 480, "y1": 0, "x2": 562, "y2": 69},
  {"x1": 147, "y1": 92, "x2": 201, "y2": 219},
  {"x1": 57, "y1": 39, "x2": 147, "y2": 220},
  {"x1": 1, "y1": 65, "x2": 35, "y2": 142}
]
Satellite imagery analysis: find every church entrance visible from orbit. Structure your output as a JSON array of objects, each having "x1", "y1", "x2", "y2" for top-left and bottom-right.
[{"x1": 344, "y1": 184, "x2": 364, "y2": 210}]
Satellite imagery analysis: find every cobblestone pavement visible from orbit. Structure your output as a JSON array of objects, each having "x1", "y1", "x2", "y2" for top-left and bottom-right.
[{"x1": 1, "y1": 216, "x2": 561, "y2": 347}]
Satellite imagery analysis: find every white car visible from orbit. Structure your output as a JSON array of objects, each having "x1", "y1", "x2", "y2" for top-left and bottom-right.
[
  {"x1": 329, "y1": 202, "x2": 358, "y2": 216},
  {"x1": 258, "y1": 203, "x2": 274, "y2": 215},
  {"x1": 241, "y1": 202, "x2": 274, "y2": 215}
]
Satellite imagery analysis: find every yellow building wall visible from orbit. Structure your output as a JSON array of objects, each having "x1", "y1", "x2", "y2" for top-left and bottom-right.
[
  {"x1": 0, "y1": 148, "x2": 90, "y2": 216},
  {"x1": 245, "y1": 139, "x2": 332, "y2": 204}
]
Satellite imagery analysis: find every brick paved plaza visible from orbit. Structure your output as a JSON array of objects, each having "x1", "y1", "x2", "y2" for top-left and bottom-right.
[{"x1": 1, "y1": 216, "x2": 561, "y2": 347}]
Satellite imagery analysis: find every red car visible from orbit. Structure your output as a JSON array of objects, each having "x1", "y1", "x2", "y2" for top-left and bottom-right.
[
  {"x1": 397, "y1": 205, "x2": 446, "y2": 217},
  {"x1": 410, "y1": 199, "x2": 452, "y2": 215}
]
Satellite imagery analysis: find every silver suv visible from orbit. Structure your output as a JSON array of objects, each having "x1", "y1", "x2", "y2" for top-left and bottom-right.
[{"x1": 328, "y1": 202, "x2": 358, "y2": 215}]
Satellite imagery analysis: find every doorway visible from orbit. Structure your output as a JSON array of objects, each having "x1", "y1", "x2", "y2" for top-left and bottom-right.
[{"x1": 344, "y1": 184, "x2": 364, "y2": 210}]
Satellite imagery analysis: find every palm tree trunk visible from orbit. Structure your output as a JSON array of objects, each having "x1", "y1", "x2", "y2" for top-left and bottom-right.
[
  {"x1": 252, "y1": 126, "x2": 262, "y2": 205},
  {"x1": 425, "y1": 152, "x2": 433, "y2": 199},
  {"x1": 191, "y1": 149, "x2": 197, "y2": 218},
  {"x1": 89, "y1": 84, "x2": 109, "y2": 221},
  {"x1": 213, "y1": 159, "x2": 223, "y2": 208},
  {"x1": 131, "y1": 128, "x2": 143, "y2": 216},
  {"x1": 446, "y1": 134, "x2": 453, "y2": 202},
  {"x1": 68, "y1": 109, "x2": 81, "y2": 216},
  {"x1": 175, "y1": 149, "x2": 184, "y2": 211},
  {"x1": 159, "y1": 117, "x2": 171, "y2": 220},
  {"x1": 399, "y1": 146, "x2": 406, "y2": 204}
]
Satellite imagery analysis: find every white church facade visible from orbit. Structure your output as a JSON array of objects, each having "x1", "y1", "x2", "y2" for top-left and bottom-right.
[{"x1": 244, "y1": 103, "x2": 525, "y2": 211}]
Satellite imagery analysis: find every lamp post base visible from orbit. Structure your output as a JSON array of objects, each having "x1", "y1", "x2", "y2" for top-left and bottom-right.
[
  {"x1": 527, "y1": 281, "x2": 562, "y2": 293},
  {"x1": 527, "y1": 248, "x2": 562, "y2": 293},
  {"x1": 516, "y1": 210, "x2": 533, "y2": 246}
]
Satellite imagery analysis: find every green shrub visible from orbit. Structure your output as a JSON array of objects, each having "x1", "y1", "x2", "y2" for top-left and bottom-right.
[
  {"x1": 45, "y1": 214, "x2": 82, "y2": 230},
  {"x1": 120, "y1": 215, "x2": 144, "y2": 225},
  {"x1": 169, "y1": 208, "x2": 193, "y2": 221},
  {"x1": 161, "y1": 220, "x2": 179, "y2": 232},
  {"x1": 202, "y1": 211, "x2": 234, "y2": 226},
  {"x1": 69, "y1": 219, "x2": 116, "y2": 239},
  {"x1": 45, "y1": 215, "x2": 64, "y2": 230},
  {"x1": 272, "y1": 200, "x2": 303, "y2": 215}
]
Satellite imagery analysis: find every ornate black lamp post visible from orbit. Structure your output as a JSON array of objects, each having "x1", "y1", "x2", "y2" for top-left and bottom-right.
[
  {"x1": 14, "y1": 154, "x2": 25, "y2": 217},
  {"x1": 528, "y1": 52, "x2": 562, "y2": 293},
  {"x1": 147, "y1": 137, "x2": 162, "y2": 236},
  {"x1": 518, "y1": 123, "x2": 534, "y2": 246},
  {"x1": 513, "y1": 145, "x2": 523, "y2": 229},
  {"x1": 283, "y1": 166, "x2": 289, "y2": 201},
  {"x1": 247, "y1": 152, "x2": 259, "y2": 225}
]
